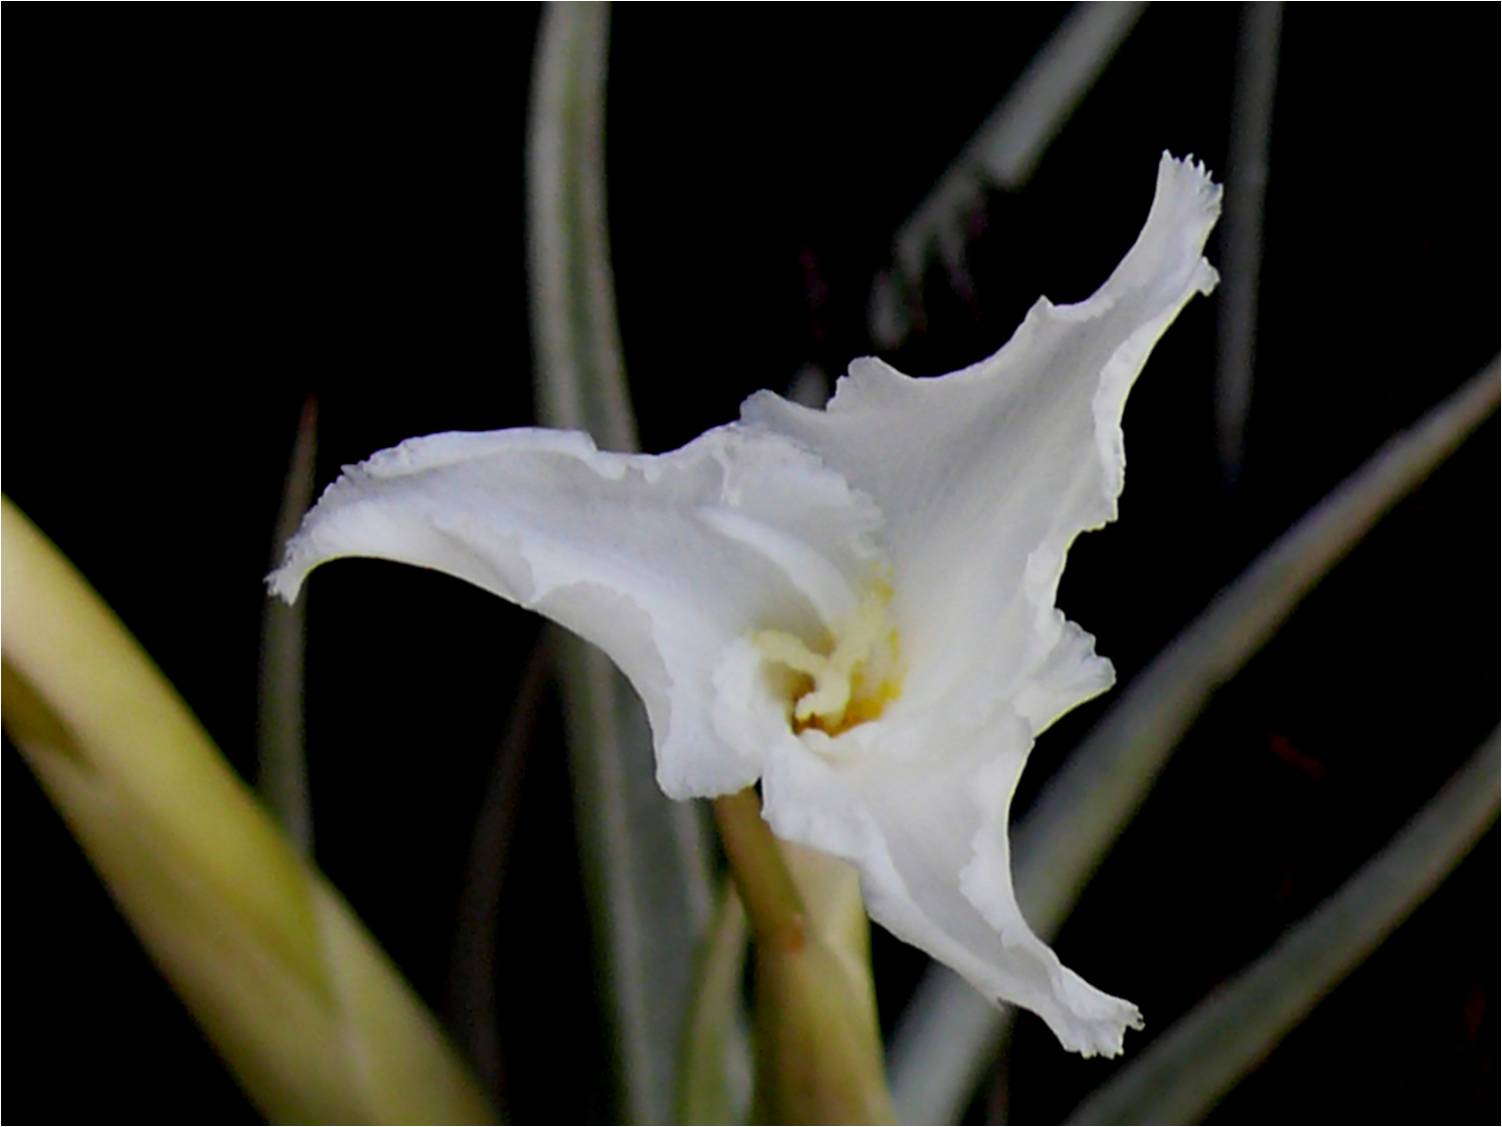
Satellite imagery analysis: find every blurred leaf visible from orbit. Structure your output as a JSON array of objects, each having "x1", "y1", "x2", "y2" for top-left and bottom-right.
[
  {"x1": 257, "y1": 395, "x2": 318, "y2": 853},
  {"x1": 1, "y1": 497, "x2": 492, "y2": 1124},
  {"x1": 1016, "y1": 358, "x2": 1498, "y2": 936},
  {"x1": 887, "y1": 963, "x2": 1005, "y2": 1127},
  {"x1": 447, "y1": 634, "x2": 552, "y2": 1112},
  {"x1": 1068, "y1": 727, "x2": 1500, "y2": 1125},
  {"x1": 870, "y1": 1, "x2": 1146, "y2": 349},
  {"x1": 527, "y1": 0, "x2": 635, "y2": 451},
  {"x1": 525, "y1": 4, "x2": 715, "y2": 1121},
  {"x1": 676, "y1": 880, "x2": 751, "y2": 1125},
  {"x1": 1215, "y1": 3, "x2": 1284, "y2": 485},
  {"x1": 890, "y1": 358, "x2": 1500, "y2": 1124}
]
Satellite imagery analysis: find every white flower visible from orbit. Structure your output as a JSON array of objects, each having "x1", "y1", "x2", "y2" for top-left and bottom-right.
[{"x1": 272, "y1": 153, "x2": 1221, "y2": 1057}]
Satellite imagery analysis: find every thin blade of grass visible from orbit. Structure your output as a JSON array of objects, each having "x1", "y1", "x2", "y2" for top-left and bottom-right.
[
  {"x1": 1017, "y1": 359, "x2": 1498, "y2": 936},
  {"x1": 1215, "y1": 3, "x2": 1284, "y2": 486},
  {"x1": 257, "y1": 395, "x2": 318, "y2": 854},
  {"x1": 890, "y1": 358, "x2": 1500, "y2": 1124},
  {"x1": 527, "y1": 1, "x2": 635, "y2": 452},
  {"x1": 2, "y1": 498, "x2": 492, "y2": 1124},
  {"x1": 1069, "y1": 727, "x2": 1500, "y2": 1125},
  {"x1": 870, "y1": 2, "x2": 1146, "y2": 349},
  {"x1": 526, "y1": 5, "x2": 715, "y2": 1121},
  {"x1": 675, "y1": 880, "x2": 752, "y2": 1125},
  {"x1": 447, "y1": 632, "x2": 552, "y2": 1112},
  {"x1": 887, "y1": 965, "x2": 1002, "y2": 1125}
]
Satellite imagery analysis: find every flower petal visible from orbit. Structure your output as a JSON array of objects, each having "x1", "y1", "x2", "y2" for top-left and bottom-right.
[
  {"x1": 270, "y1": 426, "x2": 884, "y2": 798},
  {"x1": 739, "y1": 153, "x2": 1220, "y2": 1053},
  {"x1": 756, "y1": 692, "x2": 1142, "y2": 1056},
  {"x1": 742, "y1": 153, "x2": 1221, "y2": 718}
]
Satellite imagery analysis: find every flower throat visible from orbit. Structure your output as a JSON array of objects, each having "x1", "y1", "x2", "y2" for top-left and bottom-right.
[{"x1": 753, "y1": 583, "x2": 902, "y2": 737}]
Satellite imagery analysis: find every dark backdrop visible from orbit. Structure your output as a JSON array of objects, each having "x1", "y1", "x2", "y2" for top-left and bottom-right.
[{"x1": 5, "y1": 5, "x2": 1498, "y2": 1123}]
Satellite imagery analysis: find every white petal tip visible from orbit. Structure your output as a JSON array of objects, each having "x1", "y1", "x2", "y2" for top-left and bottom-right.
[
  {"x1": 1160, "y1": 150, "x2": 1222, "y2": 202},
  {"x1": 1058, "y1": 1003, "x2": 1145, "y2": 1059},
  {"x1": 265, "y1": 564, "x2": 303, "y2": 605},
  {"x1": 1152, "y1": 151, "x2": 1224, "y2": 247}
]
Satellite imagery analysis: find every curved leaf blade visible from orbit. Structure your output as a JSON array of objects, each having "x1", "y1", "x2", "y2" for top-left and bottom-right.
[
  {"x1": 2, "y1": 498, "x2": 492, "y2": 1124},
  {"x1": 257, "y1": 395, "x2": 318, "y2": 853},
  {"x1": 1068, "y1": 728, "x2": 1499, "y2": 1125},
  {"x1": 525, "y1": 5, "x2": 715, "y2": 1120}
]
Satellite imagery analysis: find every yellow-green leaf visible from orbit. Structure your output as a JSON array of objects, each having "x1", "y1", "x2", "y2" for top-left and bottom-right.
[{"x1": 2, "y1": 497, "x2": 492, "y2": 1124}]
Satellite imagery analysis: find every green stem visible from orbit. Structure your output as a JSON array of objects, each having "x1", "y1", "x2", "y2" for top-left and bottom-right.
[
  {"x1": 714, "y1": 790, "x2": 894, "y2": 1124},
  {"x1": 712, "y1": 788, "x2": 807, "y2": 953}
]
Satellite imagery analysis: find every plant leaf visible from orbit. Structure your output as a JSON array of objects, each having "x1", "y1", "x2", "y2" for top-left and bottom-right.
[
  {"x1": 1016, "y1": 358, "x2": 1498, "y2": 937},
  {"x1": 675, "y1": 880, "x2": 751, "y2": 1125},
  {"x1": 527, "y1": 1, "x2": 635, "y2": 452},
  {"x1": 1214, "y1": 2, "x2": 1284, "y2": 485},
  {"x1": 1068, "y1": 727, "x2": 1500, "y2": 1125},
  {"x1": 1, "y1": 497, "x2": 492, "y2": 1124},
  {"x1": 257, "y1": 395, "x2": 318, "y2": 853},
  {"x1": 870, "y1": 2, "x2": 1146, "y2": 349},
  {"x1": 447, "y1": 633, "x2": 552, "y2": 1111},
  {"x1": 525, "y1": 4, "x2": 715, "y2": 1120}
]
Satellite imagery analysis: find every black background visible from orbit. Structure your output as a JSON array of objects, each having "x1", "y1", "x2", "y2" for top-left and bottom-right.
[{"x1": 5, "y1": 5, "x2": 1498, "y2": 1123}]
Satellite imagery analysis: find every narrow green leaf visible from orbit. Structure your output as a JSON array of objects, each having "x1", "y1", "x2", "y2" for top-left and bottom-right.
[
  {"x1": 1215, "y1": 3, "x2": 1284, "y2": 485},
  {"x1": 1016, "y1": 358, "x2": 1498, "y2": 939},
  {"x1": 1069, "y1": 728, "x2": 1500, "y2": 1125},
  {"x1": 870, "y1": 2, "x2": 1146, "y2": 349},
  {"x1": 448, "y1": 634, "x2": 553, "y2": 1111},
  {"x1": 257, "y1": 395, "x2": 318, "y2": 853},
  {"x1": 525, "y1": 5, "x2": 715, "y2": 1121},
  {"x1": 675, "y1": 880, "x2": 751, "y2": 1126},
  {"x1": 887, "y1": 964, "x2": 1003, "y2": 1127},
  {"x1": 1, "y1": 497, "x2": 492, "y2": 1124},
  {"x1": 889, "y1": 358, "x2": 1500, "y2": 1124},
  {"x1": 526, "y1": 0, "x2": 635, "y2": 452}
]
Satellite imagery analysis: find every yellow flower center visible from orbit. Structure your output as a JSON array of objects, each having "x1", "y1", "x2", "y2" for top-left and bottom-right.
[{"x1": 753, "y1": 582, "x2": 902, "y2": 736}]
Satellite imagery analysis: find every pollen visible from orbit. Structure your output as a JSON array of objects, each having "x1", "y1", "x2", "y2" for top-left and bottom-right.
[{"x1": 752, "y1": 582, "x2": 902, "y2": 737}]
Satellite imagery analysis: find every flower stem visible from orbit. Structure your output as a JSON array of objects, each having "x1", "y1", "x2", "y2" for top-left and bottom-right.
[
  {"x1": 712, "y1": 789, "x2": 895, "y2": 1124},
  {"x1": 712, "y1": 788, "x2": 807, "y2": 953}
]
